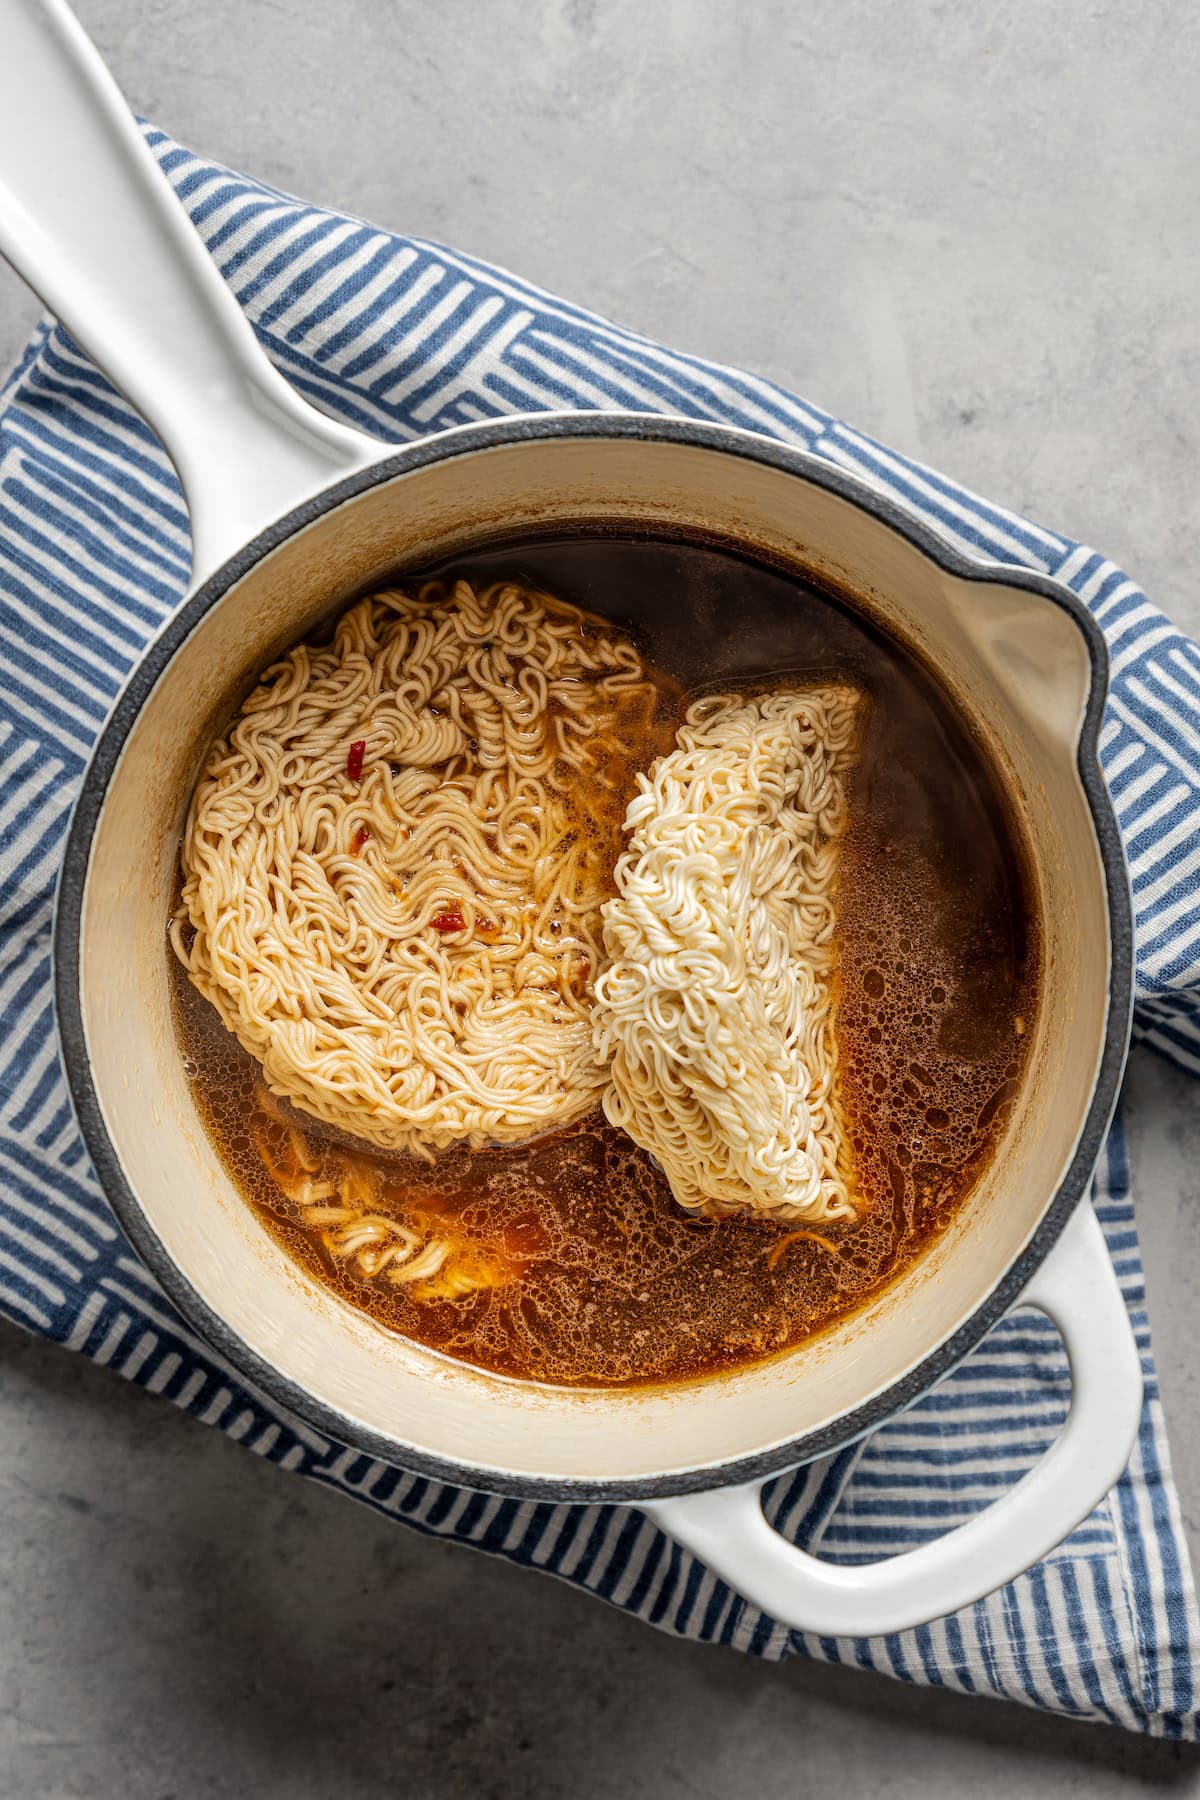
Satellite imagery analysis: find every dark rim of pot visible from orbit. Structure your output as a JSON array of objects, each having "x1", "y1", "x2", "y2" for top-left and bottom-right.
[{"x1": 53, "y1": 412, "x2": 1133, "y2": 1503}]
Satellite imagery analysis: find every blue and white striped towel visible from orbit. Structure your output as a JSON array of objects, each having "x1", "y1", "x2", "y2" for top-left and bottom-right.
[{"x1": 2, "y1": 127, "x2": 1199, "y2": 1737}]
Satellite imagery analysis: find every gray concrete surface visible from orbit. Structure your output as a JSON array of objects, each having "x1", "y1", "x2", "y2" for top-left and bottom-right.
[{"x1": 2, "y1": 1, "x2": 1199, "y2": 1793}]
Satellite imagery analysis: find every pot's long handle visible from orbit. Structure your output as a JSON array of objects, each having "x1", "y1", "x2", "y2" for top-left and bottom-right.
[
  {"x1": 645, "y1": 1201, "x2": 1143, "y2": 1638},
  {"x1": 0, "y1": 0, "x2": 380, "y2": 581}
]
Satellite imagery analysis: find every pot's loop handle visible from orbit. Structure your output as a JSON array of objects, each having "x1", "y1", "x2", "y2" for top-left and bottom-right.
[
  {"x1": 644, "y1": 1202, "x2": 1143, "y2": 1639},
  {"x1": 0, "y1": 0, "x2": 380, "y2": 581}
]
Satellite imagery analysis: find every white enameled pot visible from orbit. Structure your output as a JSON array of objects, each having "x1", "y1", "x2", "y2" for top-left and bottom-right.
[{"x1": 0, "y1": 0, "x2": 1139, "y2": 1638}]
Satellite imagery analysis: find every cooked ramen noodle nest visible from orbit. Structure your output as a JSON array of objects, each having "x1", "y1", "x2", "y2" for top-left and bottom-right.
[
  {"x1": 592, "y1": 686, "x2": 863, "y2": 1225},
  {"x1": 171, "y1": 578, "x2": 664, "y2": 1155},
  {"x1": 251, "y1": 1089, "x2": 519, "y2": 1301}
]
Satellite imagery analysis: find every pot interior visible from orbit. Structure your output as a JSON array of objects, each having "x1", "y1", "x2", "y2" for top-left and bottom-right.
[{"x1": 71, "y1": 431, "x2": 1112, "y2": 1492}]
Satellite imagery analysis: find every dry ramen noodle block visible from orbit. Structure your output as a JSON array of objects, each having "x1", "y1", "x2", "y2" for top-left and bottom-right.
[
  {"x1": 593, "y1": 687, "x2": 864, "y2": 1225},
  {"x1": 172, "y1": 578, "x2": 669, "y2": 1155}
]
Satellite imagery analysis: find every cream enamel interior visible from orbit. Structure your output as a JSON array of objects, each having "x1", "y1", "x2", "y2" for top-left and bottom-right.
[{"x1": 77, "y1": 435, "x2": 1109, "y2": 1487}]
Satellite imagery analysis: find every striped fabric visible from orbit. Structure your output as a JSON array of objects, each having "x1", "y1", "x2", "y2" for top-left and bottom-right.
[{"x1": 1, "y1": 127, "x2": 1198, "y2": 1736}]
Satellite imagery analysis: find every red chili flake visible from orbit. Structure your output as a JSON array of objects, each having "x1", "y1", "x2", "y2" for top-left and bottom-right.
[
  {"x1": 475, "y1": 917, "x2": 501, "y2": 942},
  {"x1": 430, "y1": 909, "x2": 466, "y2": 933},
  {"x1": 346, "y1": 739, "x2": 366, "y2": 781},
  {"x1": 351, "y1": 825, "x2": 371, "y2": 855}
]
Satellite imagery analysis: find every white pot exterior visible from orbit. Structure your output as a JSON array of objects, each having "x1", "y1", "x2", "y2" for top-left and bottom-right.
[{"x1": 64, "y1": 424, "x2": 1125, "y2": 1494}]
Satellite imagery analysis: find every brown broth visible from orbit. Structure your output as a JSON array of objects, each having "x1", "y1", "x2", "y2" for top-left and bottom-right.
[{"x1": 169, "y1": 534, "x2": 1039, "y2": 1388}]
